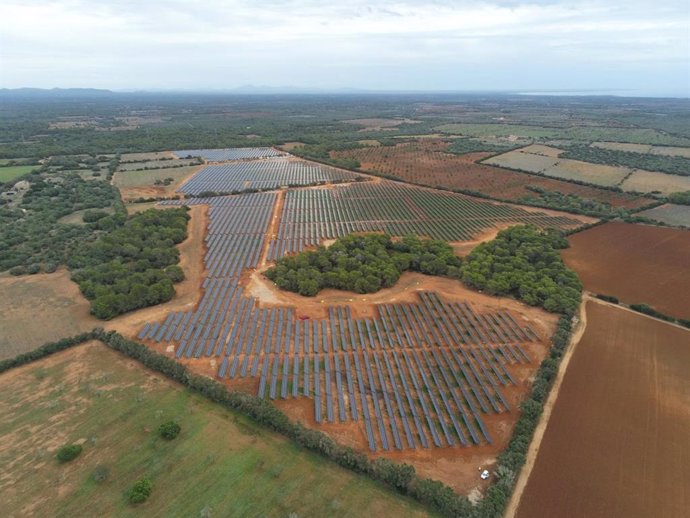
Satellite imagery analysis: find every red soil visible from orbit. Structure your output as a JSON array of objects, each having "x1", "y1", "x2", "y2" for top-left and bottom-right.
[
  {"x1": 563, "y1": 222, "x2": 690, "y2": 320},
  {"x1": 516, "y1": 301, "x2": 690, "y2": 518}
]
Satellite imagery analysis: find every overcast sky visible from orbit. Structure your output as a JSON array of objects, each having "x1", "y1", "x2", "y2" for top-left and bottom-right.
[{"x1": 1, "y1": 0, "x2": 688, "y2": 96}]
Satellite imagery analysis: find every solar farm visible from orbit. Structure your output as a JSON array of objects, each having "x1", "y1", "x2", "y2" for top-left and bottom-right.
[
  {"x1": 267, "y1": 181, "x2": 582, "y2": 258},
  {"x1": 140, "y1": 287, "x2": 537, "y2": 452},
  {"x1": 174, "y1": 147, "x2": 285, "y2": 161},
  {"x1": 179, "y1": 157, "x2": 361, "y2": 196},
  {"x1": 138, "y1": 149, "x2": 583, "y2": 459}
]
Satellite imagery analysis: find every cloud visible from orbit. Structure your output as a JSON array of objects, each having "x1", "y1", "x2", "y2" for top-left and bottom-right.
[{"x1": 0, "y1": 0, "x2": 688, "y2": 95}]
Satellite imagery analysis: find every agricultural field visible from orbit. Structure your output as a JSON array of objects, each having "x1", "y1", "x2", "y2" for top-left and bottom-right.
[
  {"x1": 434, "y1": 123, "x2": 690, "y2": 146},
  {"x1": 483, "y1": 147, "x2": 631, "y2": 187},
  {"x1": 592, "y1": 142, "x2": 690, "y2": 158},
  {"x1": 621, "y1": 170, "x2": 690, "y2": 196},
  {"x1": 0, "y1": 341, "x2": 431, "y2": 517},
  {"x1": 0, "y1": 270, "x2": 100, "y2": 360},
  {"x1": 0, "y1": 165, "x2": 36, "y2": 182},
  {"x1": 112, "y1": 165, "x2": 202, "y2": 201},
  {"x1": 562, "y1": 222, "x2": 690, "y2": 320},
  {"x1": 638, "y1": 204, "x2": 690, "y2": 227},
  {"x1": 515, "y1": 301, "x2": 690, "y2": 518},
  {"x1": 334, "y1": 141, "x2": 651, "y2": 209}
]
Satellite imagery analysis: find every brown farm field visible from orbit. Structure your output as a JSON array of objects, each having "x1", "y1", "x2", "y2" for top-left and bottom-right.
[
  {"x1": 333, "y1": 141, "x2": 651, "y2": 209},
  {"x1": 515, "y1": 301, "x2": 690, "y2": 518},
  {"x1": 562, "y1": 222, "x2": 690, "y2": 320}
]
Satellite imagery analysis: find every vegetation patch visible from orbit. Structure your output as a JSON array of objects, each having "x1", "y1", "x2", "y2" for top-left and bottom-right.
[
  {"x1": 460, "y1": 225, "x2": 582, "y2": 314},
  {"x1": 265, "y1": 233, "x2": 462, "y2": 296},
  {"x1": 56, "y1": 444, "x2": 82, "y2": 463},
  {"x1": 0, "y1": 172, "x2": 122, "y2": 272},
  {"x1": 128, "y1": 477, "x2": 153, "y2": 504},
  {"x1": 158, "y1": 420, "x2": 181, "y2": 440},
  {"x1": 69, "y1": 208, "x2": 189, "y2": 319}
]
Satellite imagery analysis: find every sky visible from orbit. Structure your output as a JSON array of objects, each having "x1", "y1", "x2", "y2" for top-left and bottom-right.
[{"x1": 1, "y1": 0, "x2": 688, "y2": 96}]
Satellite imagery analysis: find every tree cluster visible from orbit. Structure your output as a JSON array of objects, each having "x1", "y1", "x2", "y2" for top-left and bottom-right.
[
  {"x1": 265, "y1": 234, "x2": 462, "y2": 297},
  {"x1": 460, "y1": 225, "x2": 582, "y2": 315},
  {"x1": 69, "y1": 208, "x2": 189, "y2": 320},
  {"x1": 0, "y1": 172, "x2": 122, "y2": 272}
]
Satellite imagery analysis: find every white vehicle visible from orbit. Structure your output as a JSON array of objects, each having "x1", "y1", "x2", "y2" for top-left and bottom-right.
[{"x1": 480, "y1": 470, "x2": 490, "y2": 480}]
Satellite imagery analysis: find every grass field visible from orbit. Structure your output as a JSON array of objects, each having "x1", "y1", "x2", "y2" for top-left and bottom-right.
[
  {"x1": 0, "y1": 342, "x2": 432, "y2": 518},
  {"x1": 562, "y1": 222, "x2": 690, "y2": 320},
  {"x1": 0, "y1": 165, "x2": 36, "y2": 182},
  {"x1": 621, "y1": 170, "x2": 690, "y2": 196},
  {"x1": 112, "y1": 165, "x2": 200, "y2": 200},
  {"x1": 638, "y1": 204, "x2": 690, "y2": 227},
  {"x1": 516, "y1": 301, "x2": 690, "y2": 518},
  {"x1": 0, "y1": 270, "x2": 101, "y2": 360}
]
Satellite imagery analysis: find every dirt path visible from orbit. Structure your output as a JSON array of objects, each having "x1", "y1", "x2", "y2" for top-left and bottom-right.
[
  {"x1": 504, "y1": 296, "x2": 589, "y2": 518},
  {"x1": 260, "y1": 189, "x2": 285, "y2": 267}
]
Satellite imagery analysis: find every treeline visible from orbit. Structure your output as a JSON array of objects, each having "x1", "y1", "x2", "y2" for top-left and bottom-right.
[
  {"x1": 0, "y1": 172, "x2": 122, "y2": 273},
  {"x1": 460, "y1": 225, "x2": 582, "y2": 315},
  {"x1": 561, "y1": 145, "x2": 690, "y2": 177},
  {"x1": 595, "y1": 294, "x2": 690, "y2": 329},
  {"x1": 69, "y1": 208, "x2": 189, "y2": 319},
  {"x1": 265, "y1": 234, "x2": 462, "y2": 296}
]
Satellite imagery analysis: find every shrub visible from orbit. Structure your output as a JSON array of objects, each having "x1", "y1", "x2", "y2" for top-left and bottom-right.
[
  {"x1": 128, "y1": 477, "x2": 153, "y2": 504},
  {"x1": 9, "y1": 265, "x2": 26, "y2": 276},
  {"x1": 27, "y1": 263, "x2": 41, "y2": 274},
  {"x1": 92, "y1": 465, "x2": 110, "y2": 483},
  {"x1": 158, "y1": 420, "x2": 181, "y2": 440},
  {"x1": 595, "y1": 293, "x2": 619, "y2": 304},
  {"x1": 56, "y1": 444, "x2": 83, "y2": 463}
]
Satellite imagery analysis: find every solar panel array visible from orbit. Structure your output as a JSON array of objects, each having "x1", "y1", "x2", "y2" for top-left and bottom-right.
[
  {"x1": 178, "y1": 158, "x2": 361, "y2": 196},
  {"x1": 267, "y1": 181, "x2": 583, "y2": 259},
  {"x1": 173, "y1": 147, "x2": 285, "y2": 162},
  {"x1": 143, "y1": 179, "x2": 561, "y2": 452},
  {"x1": 140, "y1": 283, "x2": 537, "y2": 452}
]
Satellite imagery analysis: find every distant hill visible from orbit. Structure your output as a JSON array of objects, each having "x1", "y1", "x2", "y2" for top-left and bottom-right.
[{"x1": 0, "y1": 88, "x2": 116, "y2": 99}]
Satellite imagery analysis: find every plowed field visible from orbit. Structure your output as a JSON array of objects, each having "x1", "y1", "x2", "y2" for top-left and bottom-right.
[
  {"x1": 516, "y1": 301, "x2": 690, "y2": 518},
  {"x1": 563, "y1": 222, "x2": 690, "y2": 320}
]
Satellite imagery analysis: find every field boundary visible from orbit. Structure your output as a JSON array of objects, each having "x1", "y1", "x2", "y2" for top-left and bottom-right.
[{"x1": 504, "y1": 297, "x2": 588, "y2": 518}]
